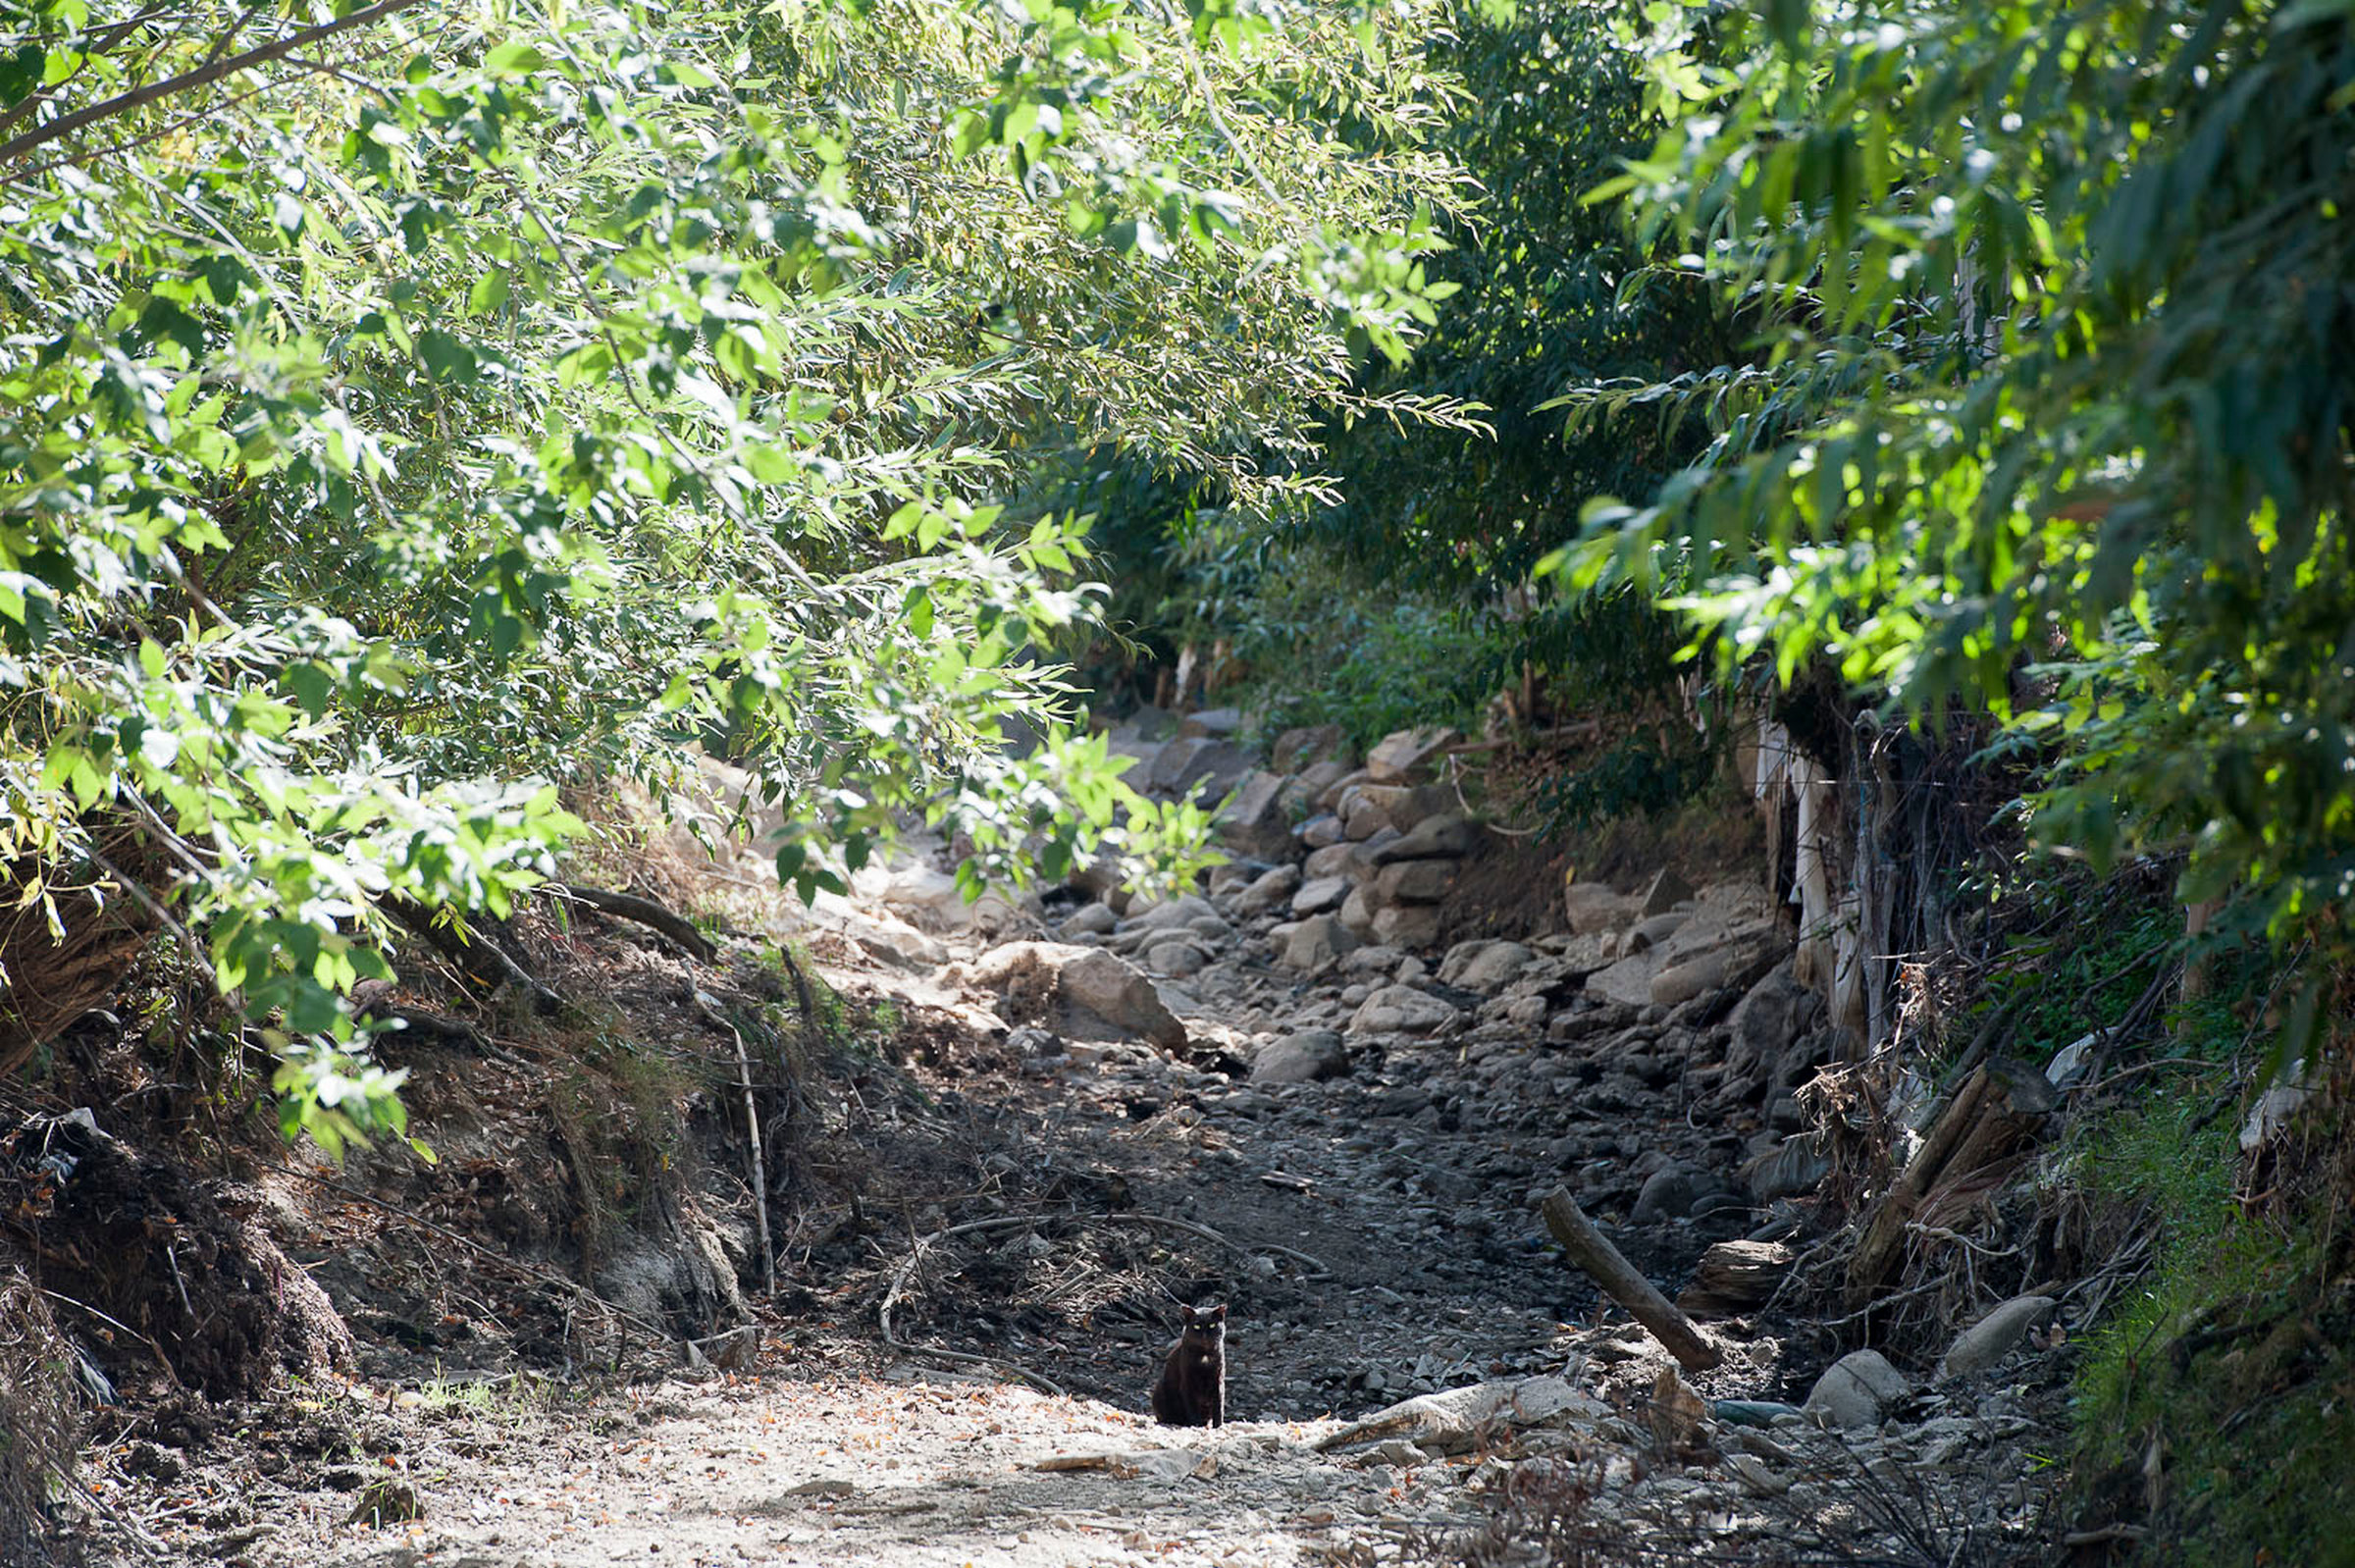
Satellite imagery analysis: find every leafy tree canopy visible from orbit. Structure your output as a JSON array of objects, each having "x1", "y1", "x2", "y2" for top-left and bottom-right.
[
  {"x1": 0, "y1": 0, "x2": 1470, "y2": 1148},
  {"x1": 1549, "y1": 0, "x2": 2355, "y2": 1020}
]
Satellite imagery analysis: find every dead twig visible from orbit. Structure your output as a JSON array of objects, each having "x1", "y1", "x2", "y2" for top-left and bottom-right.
[{"x1": 693, "y1": 990, "x2": 774, "y2": 1300}]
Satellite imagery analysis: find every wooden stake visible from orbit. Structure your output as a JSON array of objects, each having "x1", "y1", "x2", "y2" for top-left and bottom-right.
[{"x1": 1539, "y1": 1187, "x2": 1723, "y2": 1373}]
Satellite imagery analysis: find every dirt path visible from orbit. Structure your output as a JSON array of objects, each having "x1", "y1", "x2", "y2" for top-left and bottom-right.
[{"x1": 71, "y1": 848, "x2": 2065, "y2": 1568}]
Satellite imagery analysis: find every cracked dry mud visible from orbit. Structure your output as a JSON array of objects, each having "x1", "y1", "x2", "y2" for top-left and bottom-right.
[{"x1": 78, "y1": 851, "x2": 2063, "y2": 1568}]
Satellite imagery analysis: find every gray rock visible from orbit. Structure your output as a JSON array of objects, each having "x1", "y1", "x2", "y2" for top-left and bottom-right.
[
  {"x1": 1439, "y1": 940, "x2": 1535, "y2": 994},
  {"x1": 1271, "y1": 723, "x2": 1349, "y2": 773},
  {"x1": 1805, "y1": 1350, "x2": 1910, "y2": 1430},
  {"x1": 1282, "y1": 759, "x2": 1355, "y2": 816},
  {"x1": 1649, "y1": 950, "x2": 1727, "y2": 1008},
  {"x1": 1233, "y1": 864, "x2": 1302, "y2": 916},
  {"x1": 1251, "y1": 1029, "x2": 1350, "y2": 1084},
  {"x1": 1364, "y1": 726, "x2": 1462, "y2": 784},
  {"x1": 1373, "y1": 859, "x2": 1456, "y2": 906},
  {"x1": 1122, "y1": 893, "x2": 1219, "y2": 933},
  {"x1": 1725, "y1": 963, "x2": 1820, "y2": 1084},
  {"x1": 1280, "y1": 915, "x2": 1359, "y2": 974},
  {"x1": 1630, "y1": 1165, "x2": 1701, "y2": 1223},
  {"x1": 1178, "y1": 706, "x2": 1244, "y2": 739},
  {"x1": 1340, "y1": 790, "x2": 1391, "y2": 841},
  {"x1": 1622, "y1": 911, "x2": 1690, "y2": 953},
  {"x1": 1144, "y1": 939, "x2": 1207, "y2": 977},
  {"x1": 1147, "y1": 737, "x2": 1252, "y2": 802},
  {"x1": 1371, "y1": 904, "x2": 1443, "y2": 950},
  {"x1": 1561, "y1": 881, "x2": 1641, "y2": 934},
  {"x1": 964, "y1": 941, "x2": 1188, "y2": 1052},
  {"x1": 1059, "y1": 902, "x2": 1119, "y2": 938},
  {"x1": 1290, "y1": 875, "x2": 1350, "y2": 917},
  {"x1": 1587, "y1": 951, "x2": 1663, "y2": 1010},
  {"x1": 1743, "y1": 1135, "x2": 1829, "y2": 1201},
  {"x1": 1217, "y1": 769, "x2": 1294, "y2": 859},
  {"x1": 1339, "y1": 944, "x2": 1403, "y2": 975},
  {"x1": 1639, "y1": 866, "x2": 1694, "y2": 916},
  {"x1": 1372, "y1": 814, "x2": 1478, "y2": 863},
  {"x1": 1316, "y1": 766, "x2": 1373, "y2": 811},
  {"x1": 1299, "y1": 812, "x2": 1345, "y2": 849},
  {"x1": 1125, "y1": 705, "x2": 1178, "y2": 739},
  {"x1": 1302, "y1": 842, "x2": 1357, "y2": 880},
  {"x1": 1338, "y1": 884, "x2": 1376, "y2": 937},
  {"x1": 1347, "y1": 984, "x2": 1458, "y2": 1036},
  {"x1": 1937, "y1": 1295, "x2": 2058, "y2": 1382}
]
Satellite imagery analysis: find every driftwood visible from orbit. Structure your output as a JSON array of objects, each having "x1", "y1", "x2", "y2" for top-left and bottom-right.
[
  {"x1": 1845, "y1": 1059, "x2": 2058, "y2": 1306},
  {"x1": 1677, "y1": 1239, "x2": 1796, "y2": 1318},
  {"x1": 544, "y1": 884, "x2": 716, "y2": 963},
  {"x1": 1539, "y1": 1187, "x2": 1722, "y2": 1373}
]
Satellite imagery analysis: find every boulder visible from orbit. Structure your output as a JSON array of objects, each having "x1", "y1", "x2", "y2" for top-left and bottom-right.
[
  {"x1": 1178, "y1": 706, "x2": 1244, "y2": 740},
  {"x1": 1371, "y1": 814, "x2": 1478, "y2": 863},
  {"x1": 1649, "y1": 950, "x2": 1728, "y2": 1008},
  {"x1": 1439, "y1": 940, "x2": 1535, "y2": 994},
  {"x1": 964, "y1": 942, "x2": 1187, "y2": 1051},
  {"x1": 1302, "y1": 842, "x2": 1357, "y2": 881},
  {"x1": 1374, "y1": 782, "x2": 1458, "y2": 832},
  {"x1": 1639, "y1": 866, "x2": 1694, "y2": 916},
  {"x1": 1805, "y1": 1350, "x2": 1910, "y2": 1430},
  {"x1": 1340, "y1": 790, "x2": 1391, "y2": 841},
  {"x1": 1316, "y1": 766, "x2": 1373, "y2": 811},
  {"x1": 1280, "y1": 915, "x2": 1359, "y2": 974},
  {"x1": 1147, "y1": 737, "x2": 1251, "y2": 801},
  {"x1": 1347, "y1": 984, "x2": 1459, "y2": 1036},
  {"x1": 1373, "y1": 859, "x2": 1457, "y2": 906},
  {"x1": 1123, "y1": 893, "x2": 1221, "y2": 933},
  {"x1": 1143, "y1": 939, "x2": 1207, "y2": 977},
  {"x1": 1059, "y1": 902, "x2": 1118, "y2": 938},
  {"x1": 1338, "y1": 884, "x2": 1377, "y2": 937},
  {"x1": 1742, "y1": 1135, "x2": 1829, "y2": 1201},
  {"x1": 1205, "y1": 860, "x2": 1261, "y2": 895},
  {"x1": 1216, "y1": 769, "x2": 1294, "y2": 859},
  {"x1": 1281, "y1": 759, "x2": 1355, "y2": 816},
  {"x1": 1562, "y1": 881, "x2": 1642, "y2": 935},
  {"x1": 1290, "y1": 876, "x2": 1350, "y2": 917},
  {"x1": 1937, "y1": 1295, "x2": 2058, "y2": 1382},
  {"x1": 1271, "y1": 723, "x2": 1350, "y2": 773},
  {"x1": 1125, "y1": 705, "x2": 1178, "y2": 739},
  {"x1": 1586, "y1": 951, "x2": 1664, "y2": 1010},
  {"x1": 1622, "y1": 911, "x2": 1690, "y2": 953},
  {"x1": 1250, "y1": 1029, "x2": 1350, "y2": 1085},
  {"x1": 1725, "y1": 963, "x2": 1820, "y2": 1084},
  {"x1": 1371, "y1": 904, "x2": 1443, "y2": 949},
  {"x1": 1365, "y1": 726, "x2": 1461, "y2": 784},
  {"x1": 1232, "y1": 864, "x2": 1302, "y2": 916},
  {"x1": 1299, "y1": 813, "x2": 1345, "y2": 849}
]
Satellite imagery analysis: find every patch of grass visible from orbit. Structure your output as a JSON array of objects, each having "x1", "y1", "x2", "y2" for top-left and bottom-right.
[{"x1": 2063, "y1": 1064, "x2": 2355, "y2": 1565}]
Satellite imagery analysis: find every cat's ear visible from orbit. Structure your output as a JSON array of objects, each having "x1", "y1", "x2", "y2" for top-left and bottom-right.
[{"x1": 1209, "y1": 1304, "x2": 1227, "y2": 1323}]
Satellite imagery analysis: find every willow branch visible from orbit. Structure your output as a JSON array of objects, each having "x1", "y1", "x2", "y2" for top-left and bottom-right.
[{"x1": 0, "y1": 0, "x2": 429, "y2": 169}]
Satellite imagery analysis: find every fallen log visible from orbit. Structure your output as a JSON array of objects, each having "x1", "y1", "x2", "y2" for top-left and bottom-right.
[
  {"x1": 1845, "y1": 1059, "x2": 2057, "y2": 1306},
  {"x1": 1539, "y1": 1187, "x2": 1723, "y2": 1373},
  {"x1": 1678, "y1": 1239, "x2": 1796, "y2": 1318},
  {"x1": 544, "y1": 883, "x2": 716, "y2": 964}
]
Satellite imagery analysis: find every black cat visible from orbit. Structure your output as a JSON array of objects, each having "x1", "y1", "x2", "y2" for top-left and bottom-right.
[{"x1": 1149, "y1": 1302, "x2": 1227, "y2": 1427}]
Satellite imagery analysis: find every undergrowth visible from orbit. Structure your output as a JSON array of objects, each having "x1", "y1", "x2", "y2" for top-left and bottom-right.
[{"x1": 2062, "y1": 1024, "x2": 2355, "y2": 1565}]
